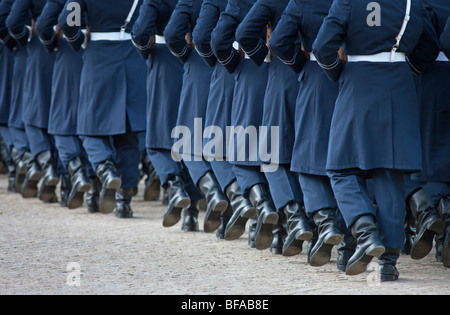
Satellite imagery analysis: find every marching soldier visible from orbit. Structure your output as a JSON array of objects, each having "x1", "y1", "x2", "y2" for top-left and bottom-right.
[
  {"x1": 35, "y1": 0, "x2": 97, "y2": 211},
  {"x1": 269, "y1": 0, "x2": 353, "y2": 269},
  {"x1": 406, "y1": 0, "x2": 450, "y2": 268},
  {"x1": 236, "y1": 0, "x2": 314, "y2": 256},
  {"x1": 132, "y1": 0, "x2": 204, "y2": 231},
  {"x1": 211, "y1": 0, "x2": 278, "y2": 251},
  {"x1": 165, "y1": 0, "x2": 230, "y2": 234},
  {"x1": 58, "y1": 0, "x2": 147, "y2": 218},
  {"x1": 0, "y1": 0, "x2": 33, "y2": 195},
  {"x1": 313, "y1": 0, "x2": 439, "y2": 279},
  {"x1": 193, "y1": 0, "x2": 255, "y2": 240},
  {"x1": 7, "y1": 0, "x2": 60, "y2": 202}
]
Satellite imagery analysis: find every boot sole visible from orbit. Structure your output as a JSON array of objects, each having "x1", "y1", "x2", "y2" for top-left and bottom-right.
[
  {"x1": 261, "y1": 212, "x2": 279, "y2": 225},
  {"x1": 99, "y1": 178, "x2": 122, "y2": 214},
  {"x1": 345, "y1": 245, "x2": 385, "y2": 276},
  {"x1": 211, "y1": 200, "x2": 229, "y2": 212},
  {"x1": 282, "y1": 237, "x2": 303, "y2": 257},
  {"x1": 241, "y1": 207, "x2": 257, "y2": 219},
  {"x1": 38, "y1": 177, "x2": 60, "y2": 201},
  {"x1": 224, "y1": 215, "x2": 248, "y2": 241},
  {"x1": 254, "y1": 222, "x2": 275, "y2": 250},
  {"x1": 204, "y1": 210, "x2": 221, "y2": 233},
  {"x1": 411, "y1": 219, "x2": 445, "y2": 259},
  {"x1": 21, "y1": 172, "x2": 43, "y2": 198},
  {"x1": 68, "y1": 183, "x2": 92, "y2": 210},
  {"x1": 309, "y1": 233, "x2": 342, "y2": 267},
  {"x1": 162, "y1": 197, "x2": 190, "y2": 227}
]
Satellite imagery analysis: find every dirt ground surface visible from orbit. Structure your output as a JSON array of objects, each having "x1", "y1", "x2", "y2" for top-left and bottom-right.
[{"x1": 0, "y1": 174, "x2": 449, "y2": 296}]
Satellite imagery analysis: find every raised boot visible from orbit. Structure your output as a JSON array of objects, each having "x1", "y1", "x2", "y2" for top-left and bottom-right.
[
  {"x1": 378, "y1": 248, "x2": 400, "y2": 282},
  {"x1": 336, "y1": 234, "x2": 357, "y2": 272},
  {"x1": 86, "y1": 177, "x2": 101, "y2": 213},
  {"x1": 96, "y1": 160, "x2": 122, "y2": 214},
  {"x1": 67, "y1": 157, "x2": 92, "y2": 210},
  {"x1": 408, "y1": 189, "x2": 445, "y2": 260},
  {"x1": 248, "y1": 184, "x2": 279, "y2": 250},
  {"x1": 224, "y1": 180, "x2": 256, "y2": 241},
  {"x1": 270, "y1": 212, "x2": 287, "y2": 255},
  {"x1": 309, "y1": 209, "x2": 343, "y2": 267},
  {"x1": 21, "y1": 153, "x2": 43, "y2": 198},
  {"x1": 163, "y1": 175, "x2": 191, "y2": 227},
  {"x1": 36, "y1": 150, "x2": 60, "y2": 202},
  {"x1": 115, "y1": 187, "x2": 134, "y2": 219},
  {"x1": 198, "y1": 171, "x2": 229, "y2": 233},
  {"x1": 282, "y1": 202, "x2": 313, "y2": 256},
  {"x1": 182, "y1": 200, "x2": 199, "y2": 232},
  {"x1": 437, "y1": 196, "x2": 450, "y2": 267},
  {"x1": 402, "y1": 217, "x2": 416, "y2": 255},
  {"x1": 142, "y1": 155, "x2": 161, "y2": 201},
  {"x1": 60, "y1": 174, "x2": 71, "y2": 207},
  {"x1": 345, "y1": 215, "x2": 386, "y2": 276}
]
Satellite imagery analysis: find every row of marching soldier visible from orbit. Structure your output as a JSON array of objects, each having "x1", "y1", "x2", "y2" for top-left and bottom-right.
[{"x1": 0, "y1": 0, "x2": 449, "y2": 282}]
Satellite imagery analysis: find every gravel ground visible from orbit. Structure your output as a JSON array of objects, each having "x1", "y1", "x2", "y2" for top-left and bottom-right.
[{"x1": 0, "y1": 174, "x2": 449, "y2": 295}]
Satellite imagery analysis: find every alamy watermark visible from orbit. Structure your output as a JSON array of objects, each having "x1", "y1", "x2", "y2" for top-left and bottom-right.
[{"x1": 171, "y1": 118, "x2": 280, "y2": 172}]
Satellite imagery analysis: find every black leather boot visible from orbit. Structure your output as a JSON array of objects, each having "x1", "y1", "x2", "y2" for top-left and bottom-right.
[
  {"x1": 345, "y1": 215, "x2": 385, "y2": 276},
  {"x1": 115, "y1": 187, "x2": 134, "y2": 218},
  {"x1": 309, "y1": 209, "x2": 343, "y2": 267},
  {"x1": 378, "y1": 248, "x2": 400, "y2": 282},
  {"x1": 336, "y1": 234, "x2": 357, "y2": 272},
  {"x1": 198, "y1": 171, "x2": 229, "y2": 233},
  {"x1": 10, "y1": 148, "x2": 24, "y2": 193},
  {"x1": 86, "y1": 177, "x2": 101, "y2": 213},
  {"x1": 217, "y1": 206, "x2": 232, "y2": 239},
  {"x1": 402, "y1": 218, "x2": 416, "y2": 255},
  {"x1": 224, "y1": 180, "x2": 256, "y2": 241},
  {"x1": 248, "y1": 184, "x2": 279, "y2": 250},
  {"x1": 182, "y1": 200, "x2": 199, "y2": 232},
  {"x1": 96, "y1": 160, "x2": 122, "y2": 214},
  {"x1": 67, "y1": 157, "x2": 92, "y2": 210},
  {"x1": 248, "y1": 219, "x2": 257, "y2": 248},
  {"x1": 282, "y1": 202, "x2": 313, "y2": 256},
  {"x1": 142, "y1": 155, "x2": 161, "y2": 201},
  {"x1": 408, "y1": 189, "x2": 444, "y2": 260},
  {"x1": 7, "y1": 162, "x2": 17, "y2": 193},
  {"x1": 270, "y1": 212, "x2": 287, "y2": 255},
  {"x1": 21, "y1": 153, "x2": 43, "y2": 198},
  {"x1": 163, "y1": 175, "x2": 191, "y2": 227},
  {"x1": 437, "y1": 196, "x2": 450, "y2": 267},
  {"x1": 36, "y1": 150, "x2": 60, "y2": 202},
  {"x1": 307, "y1": 227, "x2": 319, "y2": 264},
  {"x1": 60, "y1": 174, "x2": 71, "y2": 207}
]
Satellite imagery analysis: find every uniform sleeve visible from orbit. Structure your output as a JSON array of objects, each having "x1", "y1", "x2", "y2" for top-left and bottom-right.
[
  {"x1": 440, "y1": 17, "x2": 450, "y2": 59},
  {"x1": 35, "y1": 0, "x2": 65, "y2": 53},
  {"x1": 6, "y1": 0, "x2": 33, "y2": 47},
  {"x1": 235, "y1": 0, "x2": 271, "y2": 67},
  {"x1": 0, "y1": 0, "x2": 17, "y2": 51},
  {"x1": 164, "y1": 0, "x2": 193, "y2": 64},
  {"x1": 210, "y1": 0, "x2": 241, "y2": 74},
  {"x1": 192, "y1": 0, "x2": 220, "y2": 67},
  {"x1": 312, "y1": 0, "x2": 350, "y2": 82},
  {"x1": 406, "y1": 1, "x2": 440, "y2": 76},
  {"x1": 58, "y1": 0, "x2": 86, "y2": 52},
  {"x1": 132, "y1": 0, "x2": 159, "y2": 60},
  {"x1": 269, "y1": 0, "x2": 306, "y2": 74}
]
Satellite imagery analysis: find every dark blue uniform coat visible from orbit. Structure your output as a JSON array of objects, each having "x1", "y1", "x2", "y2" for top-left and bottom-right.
[
  {"x1": 411, "y1": 0, "x2": 450, "y2": 182},
  {"x1": 313, "y1": 0, "x2": 439, "y2": 173},
  {"x1": 58, "y1": 0, "x2": 147, "y2": 136},
  {"x1": 35, "y1": 0, "x2": 83, "y2": 136},
  {"x1": 7, "y1": 0, "x2": 55, "y2": 130},
  {"x1": 132, "y1": 0, "x2": 182, "y2": 150},
  {"x1": 236, "y1": 0, "x2": 299, "y2": 165},
  {"x1": 270, "y1": 0, "x2": 335, "y2": 176}
]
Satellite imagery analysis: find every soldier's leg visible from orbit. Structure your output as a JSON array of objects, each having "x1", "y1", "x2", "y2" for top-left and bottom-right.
[
  {"x1": 298, "y1": 173, "x2": 343, "y2": 267},
  {"x1": 81, "y1": 135, "x2": 121, "y2": 215},
  {"x1": 328, "y1": 169, "x2": 385, "y2": 276},
  {"x1": 9, "y1": 127, "x2": 31, "y2": 193}
]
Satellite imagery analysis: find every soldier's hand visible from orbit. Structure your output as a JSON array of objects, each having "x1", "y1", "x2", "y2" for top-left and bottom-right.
[
  {"x1": 338, "y1": 47, "x2": 347, "y2": 66},
  {"x1": 301, "y1": 44, "x2": 310, "y2": 61}
]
